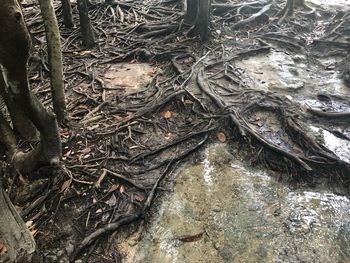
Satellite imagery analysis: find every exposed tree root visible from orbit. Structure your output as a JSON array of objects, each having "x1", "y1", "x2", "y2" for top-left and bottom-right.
[{"x1": 4, "y1": 1, "x2": 349, "y2": 262}]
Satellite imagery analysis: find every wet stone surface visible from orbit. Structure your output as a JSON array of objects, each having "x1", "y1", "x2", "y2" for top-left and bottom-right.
[
  {"x1": 236, "y1": 49, "x2": 349, "y2": 96},
  {"x1": 119, "y1": 144, "x2": 350, "y2": 263}
]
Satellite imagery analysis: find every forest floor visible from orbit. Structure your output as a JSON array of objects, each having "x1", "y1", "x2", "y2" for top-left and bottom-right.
[{"x1": 2, "y1": 0, "x2": 350, "y2": 262}]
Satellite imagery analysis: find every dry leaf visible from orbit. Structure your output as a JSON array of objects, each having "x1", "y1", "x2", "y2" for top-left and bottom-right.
[
  {"x1": 119, "y1": 185, "x2": 125, "y2": 193},
  {"x1": 184, "y1": 99, "x2": 193, "y2": 105},
  {"x1": 80, "y1": 147, "x2": 92, "y2": 154},
  {"x1": 148, "y1": 69, "x2": 157, "y2": 77},
  {"x1": 109, "y1": 184, "x2": 119, "y2": 192},
  {"x1": 0, "y1": 243, "x2": 7, "y2": 255},
  {"x1": 177, "y1": 232, "x2": 204, "y2": 242},
  {"x1": 164, "y1": 133, "x2": 172, "y2": 140},
  {"x1": 217, "y1": 132, "x2": 227, "y2": 143},
  {"x1": 133, "y1": 193, "x2": 145, "y2": 202},
  {"x1": 184, "y1": 57, "x2": 194, "y2": 64},
  {"x1": 26, "y1": 220, "x2": 33, "y2": 228},
  {"x1": 164, "y1": 111, "x2": 172, "y2": 119},
  {"x1": 129, "y1": 146, "x2": 139, "y2": 150},
  {"x1": 30, "y1": 228, "x2": 38, "y2": 238},
  {"x1": 300, "y1": 105, "x2": 308, "y2": 112},
  {"x1": 83, "y1": 154, "x2": 91, "y2": 159},
  {"x1": 105, "y1": 194, "x2": 117, "y2": 207},
  {"x1": 80, "y1": 50, "x2": 92, "y2": 56},
  {"x1": 60, "y1": 179, "x2": 72, "y2": 193}
]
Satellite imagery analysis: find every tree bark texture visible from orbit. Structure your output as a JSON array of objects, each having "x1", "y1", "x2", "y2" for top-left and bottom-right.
[
  {"x1": 0, "y1": 77, "x2": 39, "y2": 141},
  {"x1": 185, "y1": 0, "x2": 211, "y2": 40},
  {"x1": 0, "y1": 180, "x2": 35, "y2": 263},
  {"x1": 195, "y1": 0, "x2": 211, "y2": 40},
  {"x1": 38, "y1": 0, "x2": 67, "y2": 122},
  {"x1": 77, "y1": 0, "x2": 96, "y2": 47},
  {"x1": 61, "y1": 0, "x2": 74, "y2": 28},
  {"x1": 185, "y1": 0, "x2": 198, "y2": 24},
  {"x1": 0, "y1": 0, "x2": 62, "y2": 172}
]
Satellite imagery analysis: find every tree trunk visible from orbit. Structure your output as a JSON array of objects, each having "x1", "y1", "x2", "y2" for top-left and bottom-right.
[
  {"x1": 61, "y1": 0, "x2": 74, "y2": 28},
  {"x1": 0, "y1": 176, "x2": 36, "y2": 263},
  {"x1": 185, "y1": 0, "x2": 198, "y2": 24},
  {"x1": 0, "y1": 109, "x2": 17, "y2": 156},
  {"x1": 38, "y1": 0, "x2": 67, "y2": 122},
  {"x1": 0, "y1": 0, "x2": 62, "y2": 172},
  {"x1": 185, "y1": 0, "x2": 211, "y2": 41},
  {"x1": 77, "y1": 0, "x2": 96, "y2": 47},
  {"x1": 195, "y1": 0, "x2": 211, "y2": 40},
  {"x1": 0, "y1": 78, "x2": 39, "y2": 141}
]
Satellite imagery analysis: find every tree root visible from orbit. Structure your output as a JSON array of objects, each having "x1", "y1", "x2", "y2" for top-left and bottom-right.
[
  {"x1": 307, "y1": 107, "x2": 350, "y2": 118},
  {"x1": 231, "y1": 4, "x2": 272, "y2": 30}
]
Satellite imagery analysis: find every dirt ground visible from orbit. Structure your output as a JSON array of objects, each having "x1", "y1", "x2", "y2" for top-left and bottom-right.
[{"x1": 1, "y1": 0, "x2": 350, "y2": 262}]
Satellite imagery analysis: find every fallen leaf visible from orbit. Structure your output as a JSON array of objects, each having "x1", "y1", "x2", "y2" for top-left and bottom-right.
[
  {"x1": 300, "y1": 105, "x2": 308, "y2": 112},
  {"x1": 217, "y1": 132, "x2": 227, "y2": 143},
  {"x1": 184, "y1": 99, "x2": 193, "y2": 105},
  {"x1": 0, "y1": 243, "x2": 7, "y2": 255},
  {"x1": 129, "y1": 146, "x2": 139, "y2": 150},
  {"x1": 177, "y1": 232, "x2": 204, "y2": 242},
  {"x1": 60, "y1": 179, "x2": 72, "y2": 193},
  {"x1": 164, "y1": 111, "x2": 172, "y2": 119},
  {"x1": 119, "y1": 185, "x2": 125, "y2": 193},
  {"x1": 132, "y1": 193, "x2": 145, "y2": 202},
  {"x1": 26, "y1": 220, "x2": 33, "y2": 228},
  {"x1": 30, "y1": 228, "x2": 38, "y2": 238},
  {"x1": 105, "y1": 194, "x2": 117, "y2": 207},
  {"x1": 83, "y1": 154, "x2": 91, "y2": 159},
  {"x1": 109, "y1": 184, "x2": 119, "y2": 192},
  {"x1": 148, "y1": 69, "x2": 157, "y2": 77},
  {"x1": 80, "y1": 147, "x2": 92, "y2": 154},
  {"x1": 164, "y1": 133, "x2": 172, "y2": 140},
  {"x1": 80, "y1": 50, "x2": 92, "y2": 56},
  {"x1": 184, "y1": 57, "x2": 194, "y2": 64}
]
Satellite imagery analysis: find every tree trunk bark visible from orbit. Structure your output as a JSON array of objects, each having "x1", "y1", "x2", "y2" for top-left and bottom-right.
[
  {"x1": 0, "y1": 109, "x2": 17, "y2": 156},
  {"x1": 185, "y1": 0, "x2": 211, "y2": 41},
  {"x1": 61, "y1": 0, "x2": 74, "y2": 28},
  {"x1": 185, "y1": 0, "x2": 198, "y2": 24},
  {"x1": 0, "y1": 76, "x2": 39, "y2": 141},
  {"x1": 77, "y1": 0, "x2": 96, "y2": 47},
  {"x1": 0, "y1": 166, "x2": 35, "y2": 263},
  {"x1": 0, "y1": 0, "x2": 62, "y2": 172},
  {"x1": 1, "y1": 66, "x2": 62, "y2": 172},
  {"x1": 38, "y1": 0, "x2": 67, "y2": 122},
  {"x1": 195, "y1": 0, "x2": 211, "y2": 40}
]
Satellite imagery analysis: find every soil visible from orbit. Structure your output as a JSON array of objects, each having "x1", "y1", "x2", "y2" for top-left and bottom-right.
[{"x1": 1, "y1": 0, "x2": 350, "y2": 262}]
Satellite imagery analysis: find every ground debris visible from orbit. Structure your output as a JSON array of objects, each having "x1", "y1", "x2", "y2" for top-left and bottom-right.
[{"x1": 2, "y1": 0, "x2": 349, "y2": 262}]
